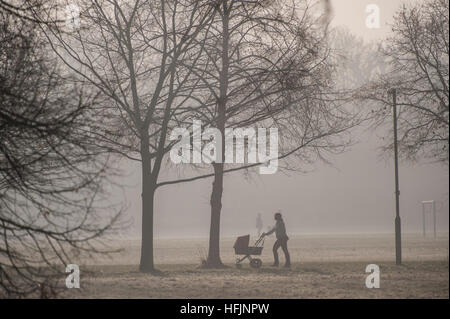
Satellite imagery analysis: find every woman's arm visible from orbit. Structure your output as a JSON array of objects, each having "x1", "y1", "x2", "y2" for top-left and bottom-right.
[{"x1": 263, "y1": 226, "x2": 276, "y2": 237}]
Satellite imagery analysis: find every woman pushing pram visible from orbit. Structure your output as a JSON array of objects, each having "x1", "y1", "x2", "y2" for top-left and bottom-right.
[{"x1": 262, "y1": 211, "x2": 291, "y2": 268}]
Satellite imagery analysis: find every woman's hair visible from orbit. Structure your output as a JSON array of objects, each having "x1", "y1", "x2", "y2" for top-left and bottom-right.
[{"x1": 274, "y1": 212, "x2": 282, "y2": 220}]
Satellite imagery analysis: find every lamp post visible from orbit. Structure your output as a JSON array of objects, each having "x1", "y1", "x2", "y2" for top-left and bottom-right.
[{"x1": 388, "y1": 88, "x2": 401, "y2": 265}]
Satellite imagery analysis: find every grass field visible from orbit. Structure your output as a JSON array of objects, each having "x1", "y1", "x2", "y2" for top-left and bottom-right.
[{"x1": 62, "y1": 233, "x2": 449, "y2": 299}]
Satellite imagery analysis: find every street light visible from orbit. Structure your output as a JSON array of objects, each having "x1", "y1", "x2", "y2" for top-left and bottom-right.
[{"x1": 388, "y1": 88, "x2": 401, "y2": 265}]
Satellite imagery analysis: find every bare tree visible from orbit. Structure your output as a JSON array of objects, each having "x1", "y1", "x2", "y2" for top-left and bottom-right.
[
  {"x1": 42, "y1": 0, "x2": 357, "y2": 272},
  {"x1": 0, "y1": 8, "x2": 120, "y2": 298},
  {"x1": 43, "y1": 0, "x2": 218, "y2": 273},
  {"x1": 157, "y1": 0, "x2": 358, "y2": 267},
  {"x1": 363, "y1": 0, "x2": 449, "y2": 164}
]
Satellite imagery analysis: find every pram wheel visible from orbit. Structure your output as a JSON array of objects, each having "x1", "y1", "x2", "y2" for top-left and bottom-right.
[{"x1": 250, "y1": 258, "x2": 262, "y2": 269}]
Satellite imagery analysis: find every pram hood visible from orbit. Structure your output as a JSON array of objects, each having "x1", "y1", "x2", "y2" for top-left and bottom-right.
[{"x1": 233, "y1": 235, "x2": 250, "y2": 250}]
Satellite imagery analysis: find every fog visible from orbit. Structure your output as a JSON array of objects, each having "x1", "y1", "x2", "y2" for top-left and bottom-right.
[
  {"x1": 2, "y1": 0, "x2": 448, "y2": 300},
  {"x1": 109, "y1": 0, "x2": 449, "y2": 239}
]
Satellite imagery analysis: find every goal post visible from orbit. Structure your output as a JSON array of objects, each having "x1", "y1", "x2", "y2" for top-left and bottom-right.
[{"x1": 421, "y1": 200, "x2": 436, "y2": 238}]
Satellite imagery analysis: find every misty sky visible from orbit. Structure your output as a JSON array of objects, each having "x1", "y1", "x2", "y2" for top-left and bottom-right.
[{"x1": 112, "y1": 0, "x2": 449, "y2": 239}]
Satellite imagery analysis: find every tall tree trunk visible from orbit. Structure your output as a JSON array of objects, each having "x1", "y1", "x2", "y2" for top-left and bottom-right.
[
  {"x1": 139, "y1": 136, "x2": 156, "y2": 273},
  {"x1": 206, "y1": 162, "x2": 225, "y2": 267},
  {"x1": 206, "y1": 1, "x2": 229, "y2": 267}
]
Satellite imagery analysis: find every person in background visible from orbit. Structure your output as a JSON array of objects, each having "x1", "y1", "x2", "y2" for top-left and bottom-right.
[
  {"x1": 256, "y1": 213, "x2": 263, "y2": 237},
  {"x1": 262, "y1": 211, "x2": 291, "y2": 268}
]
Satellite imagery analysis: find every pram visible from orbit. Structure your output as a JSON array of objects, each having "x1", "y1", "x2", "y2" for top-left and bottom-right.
[{"x1": 233, "y1": 234, "x2": 264, "y2": 268}]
